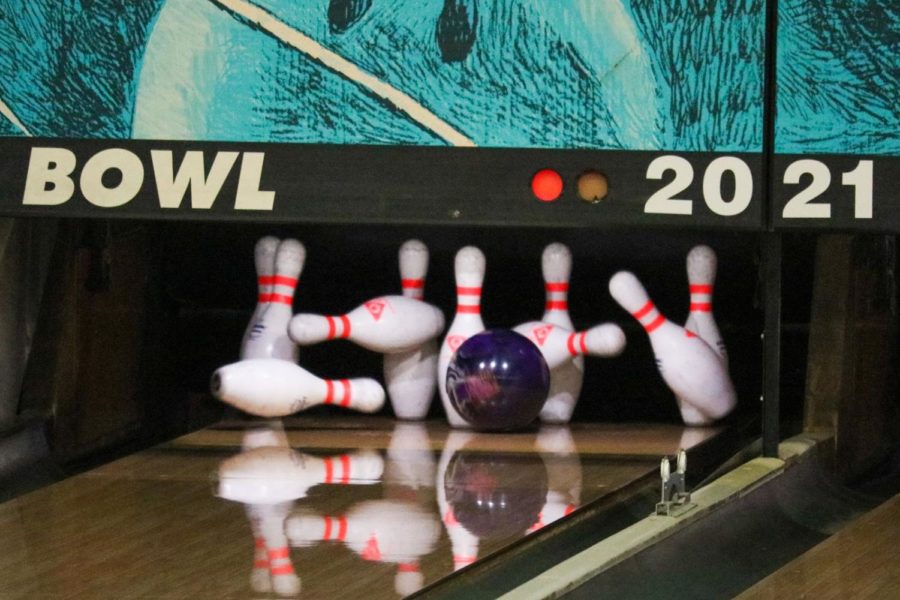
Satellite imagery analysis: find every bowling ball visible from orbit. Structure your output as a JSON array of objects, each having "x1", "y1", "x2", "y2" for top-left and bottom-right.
[
  {"x1": 446, "y1": 329, "x2": 550, "y2": 431},
  {"x1": 444, "y1": 447, "x2": 548, "y2": 539}
]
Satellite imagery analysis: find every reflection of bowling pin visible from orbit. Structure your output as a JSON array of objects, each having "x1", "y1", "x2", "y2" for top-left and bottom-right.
[
  {"x1": 288, "y1": 295, "x2": 444, "y2": 353},
  {"x1": 685, "y1": 245, "x2": 727, "y2": 365},
  {"x1": 513, "y1": 321, "x2": 626, "y2": 370},
  {"x1": 218, "y1": 446, "x2": 384, "y2": 505},
  {"x1": 384, "y1": 240, "x2": 440, "y2": 420},
  {"x1": 438, "y1": 247, "x2": 486, "y2": 427},
  {"x1": 241, "y1": 239, "x2": 305, "y2": 361},
  {"x1": 385, "y1": 422, "x2": 436, "y2": 492},
  {"x1": 539, "y1": 243, "x2": 584, "y2": 423},
  {"x1": 218, "y1": 431, "x2": 383, "y2": 597},
  {"x1": 212, "y1": 358, "x2": 385, "y2": 417},
  {"x1": 527, "y1": 427, "x2": 582, "y2": 534},
  {"x1": 248, "y1": 502, "x2": 300, "y2": 596},
  {"x1": 435, "y1": 431, "x2": 479, "y2": 569},
  {"x1": 608, "y1": 271, "x2": 737, "y2": 425},
  {"x1": 286, "y1": 500, "x2": 440, "y2": 596}
]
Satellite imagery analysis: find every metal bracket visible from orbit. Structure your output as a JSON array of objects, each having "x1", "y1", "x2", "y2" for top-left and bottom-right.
[{"x1": 655, "y1": 449, "x2": 694, "y2": 517}]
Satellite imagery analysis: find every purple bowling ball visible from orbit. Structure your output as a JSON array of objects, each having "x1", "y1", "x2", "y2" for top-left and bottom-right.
[{"x1": 446, "y1": 329, "x2": 551, "y2": 431}]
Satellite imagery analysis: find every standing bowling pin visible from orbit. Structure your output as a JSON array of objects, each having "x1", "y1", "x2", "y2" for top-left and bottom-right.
[
  {"x1": 212, "y1": 358, "x2": 385, "y2": 417},
  {"x1": 288, "y1": 295, "x2": 444, "y2": 354},
  {"x1": 241, "y1": 238, "x2": 305, "y2": 361},
  {"x1": 513, "y1": 321, "x2": 626, "y2": 370},
  {"x1": 438, "y1": 247, "x2": 486, "y2": 427},
  {"x1": 539, "y1": 243, "x2": 584, "y2": 423},
  {"x1": 241, "y1": 236, "x2": 279, "y2": 358},
  {"x1": 608, "y1": 271, "x2": 736, "y2": 425},
  {"x1": 435, "y1": 431, "x2": 480, "y2": 569},
  {"x1": 685, "y1": 245, "x2": 728, "y2": 365},
  {"x1": 384, "y1": 240, "x2": 440, "y2": 420}
]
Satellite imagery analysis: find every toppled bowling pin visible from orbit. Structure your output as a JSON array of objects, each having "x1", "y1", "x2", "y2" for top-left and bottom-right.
[
  {"x1": 608, "y1": 271, "x2": 736, "y2": 425},
  {"x1": 438, "y1": 247, "x2": 486, "y2": 427},
  {"x1": 539, "y1": 243, "x2": 584, "y2": 424},
  {"x1": 685, "y1": 245, "x2": 728, "y2": 365},
  {"x1": 211, "y1": 358, "x2": 385, "y2": 417},
  {"x1": 513, "y1": 321, "x2": 625, "y2": 370},
  {"x1": 384, "y1": 240, "x2": 440, "y2": 420},
  {"x1": 241, "y1": 238, "x2": 305, "y2": 361},
  {"x1": 288, "y1": 295, "x2": 445, "y2": 354}
]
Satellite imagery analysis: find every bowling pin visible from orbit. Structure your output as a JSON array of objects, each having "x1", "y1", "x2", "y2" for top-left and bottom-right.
[
  {"x1": 241, "y1": 236, "x2": 279, "y2": 357},
  {"x1": 438, "y1": 246, "x2": 486, "y2": 427},
  {"x1": 288, "y1": 295, "x2": 445, "y2": 354},
  {"x1": 384, "y1": 240, "x2": 440, "y2": 420},
  {"x1": 513, "y1": 321, "x2": 626, "y2": 370},
  {"x1": 608, "y1": 271, "x2": 737, "y2": 425},
  {"x1": 539, "y1": 243, "x2": 584, "y2": 424},
  {"x1": 285, "y1": 500, "x2": 440, "y2": 596},
  {"x1": 211, "y1": 358, "x2": 385, "y2": 417},
  {"x1": 685, "y1": 245, "x2": 728, "y2": 365},
  {"x1": 241, "y1": 238, "x2": 305, "y2": 361}
]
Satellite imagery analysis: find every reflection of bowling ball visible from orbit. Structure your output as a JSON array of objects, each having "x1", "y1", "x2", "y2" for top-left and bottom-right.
[
  {"x1": 446, "y1": 329, "x2": 550, "y2": 431},
  {"x1": 444, "y1": 449, "x2": 548, "y2": 539}
]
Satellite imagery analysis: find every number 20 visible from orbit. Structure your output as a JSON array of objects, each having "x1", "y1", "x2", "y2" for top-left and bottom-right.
[{"x1": 644, "y1": 155, "x2": 753, "y2": 216}]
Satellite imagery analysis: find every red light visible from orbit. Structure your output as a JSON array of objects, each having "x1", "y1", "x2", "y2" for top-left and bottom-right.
[{"x1": 531, "y1": 169, "x2": 563, "y2": 202}]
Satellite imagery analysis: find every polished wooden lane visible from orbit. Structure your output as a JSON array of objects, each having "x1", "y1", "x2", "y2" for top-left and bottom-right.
[
  {"x1": 0, "y1": 418, "x2": 721, "y2": 599},
  {"x1": 736, "y1": 492, "x2": 900, "y2": 599}
]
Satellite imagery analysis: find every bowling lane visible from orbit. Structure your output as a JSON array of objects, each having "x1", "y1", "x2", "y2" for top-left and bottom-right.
[{"x1": 0, "y1": 417, "x2": 722, "y2": 599}]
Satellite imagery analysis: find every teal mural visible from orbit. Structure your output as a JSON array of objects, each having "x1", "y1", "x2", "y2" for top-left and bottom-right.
[
  {"x1": 777, "y1": 0, "x2": 899, "y2": 155},
  {"x1": 1, "y1": 0, "x2": 765, "y2": 151}
]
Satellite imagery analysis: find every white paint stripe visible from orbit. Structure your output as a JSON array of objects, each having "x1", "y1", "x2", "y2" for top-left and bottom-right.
[
  {"x1": 0, "y1": 97, "x2": 32, "y2": 136},
  {"x1": 211, "y1": 0, "x2": 475, "y2": 147}
]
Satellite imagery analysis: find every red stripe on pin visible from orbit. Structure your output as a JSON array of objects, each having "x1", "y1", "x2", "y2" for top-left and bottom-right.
[
  {"x1": 272, "y1": 275, "x2": 297, "y2": 288},
  {"x1": 457, "y1": 286, "x2": 481, "y2": 295},
  {"x1": 271, "y1": 564, "x2": 294, "y2": 576},
  {"x1": 398, "y1": 563, "x2": 419, "y2": 573},
  {"x1": 337, "y1": 516, "x2": 347, "y2": 541},
  {"x1": 566, "y1": 334, "x2": 577, "y2": 356},
  {"x1": 690, "y1": 284, "x2": 713, "y2": 294},
  {"x1": 402, "y1": 278, "x2": 425, "y2": 289},
  {"x1": 324, "y1": 456, "x2": 334, "y2": 482},
  {"x1": 645, "y1": 314, "x2": 665, "y2": 333},
  {"x1": 268, "y1": 293, "x2": 293, "y2": 305},
  {"x1": 578, "y1": 332, "x2": 588, "y2": 354},
  {"x1": 545, "y1": 282, "x2": 569, "y2": 292},
  {"x1": 339, "y1": 454, "x2": 350, "y2": 483},
  {"x1": 690, "y1": 302, "x2": 712, "y2": 312},
  {"x1": 326, "y1": 316, "x2": 337, "y2": 339},
  {"x1": 258, "y1": 275, "x2": 275, "y2": 285},
  {"x1": 457, "y1": 305, "x2": 480, "y2": 314},
  {"x1": 325, "y1": 380, "x2": 334, "y2": 404},
  {"x1": 257, "y1": 293, "x2": 270, "y2": 302},
  {"x1": 253, "y1": 560, "x2": 268, "y2": 568},
  {"x1": 340, "y1": 379, "x2": 351, "y2": 407},
  {"x1": 545, "y1": 300, "x2": 568, "y2": 311},
  {"x1": 268, "y1": 547, "x2": 289, "y2": 560},
  {"x1": 340, "y1": 315, "x2": 351, "y2": 339},
  {"x1": 633, "y1": 300, "x2": 655, "y2": 320},
  {"x1": 323, "y1": 515, "x2": 333, "y2": 539}
]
